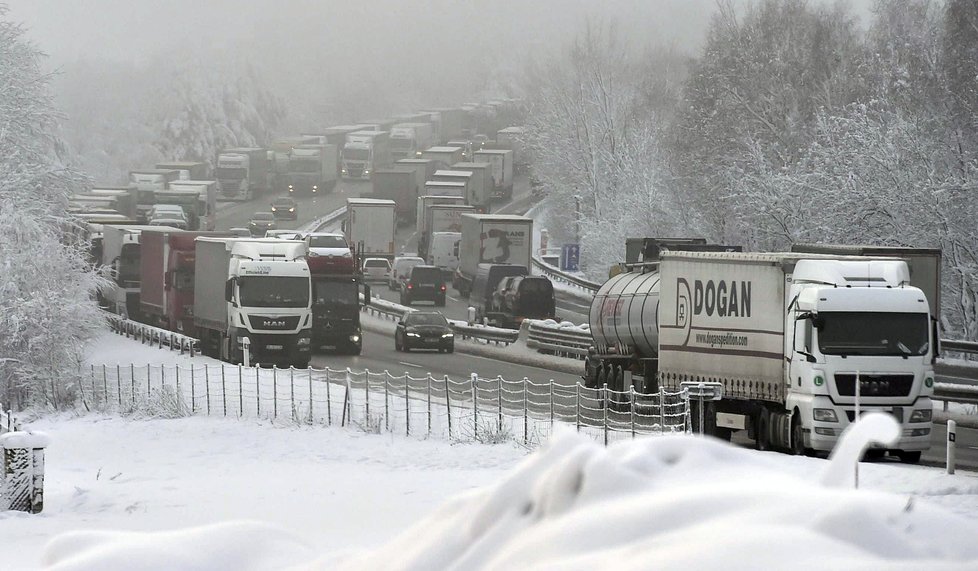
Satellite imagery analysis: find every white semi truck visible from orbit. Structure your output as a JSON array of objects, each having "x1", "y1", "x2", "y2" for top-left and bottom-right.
[
  {"x1": 286, "y1": 144, "x2": 339, "y2": 195},
  {"x1": 389, "y1": 122, "x2": 435, "y2": 161},
  {"x1": 343, "y1": 198, "x2": 396, "y2": 260},
  {"x1": 474, "y1": 149, "x2": 514, "y2": 200},
  {"x1": 453, "y1": 214, "x2": 533, "y2": 297},
  {"x1": 449, "y1": 162, "x2": 493, "y2": 213},
  {"x1": 193, "y1": 238, "x2": 313, "y2": 368},
  {"x1": 341, "y1": 131, "x2": 391, "y2": 179},
  {"x1": 215, "y1": 148, "x2": 269, "y2": 201},
  {"x1": 418, "y1": 204, "x2": 475, "y2": 260},
  {"x1": 587, "y1": 244, "x2": 937, "y2": 462}
]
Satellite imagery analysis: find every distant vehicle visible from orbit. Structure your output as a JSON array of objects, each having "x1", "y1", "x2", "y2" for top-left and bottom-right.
[
  {"x1": 394, "y1": 311, "x2": 454, "y2": 353},
  {"x1": 470, "y1": 263, "x2": 528, "y2": 324},
  {"x1": 389, "y1": 255, "x2": 425, "y2": 291},
  {"x1": 271, "y1": 197, "x2": 298, "y2": 220},
  {"x1": 400, "y1": 265, "x2": 447, "y2": 307},
  {"x1": 362, "y1": 257, "x2": 392, "y2": 282},
  {"x1": 148, "y1": 204, "x2": 188, "y2": 226},
  {"x1": 265, "y1": 230, "x2": 302, "y2": 240},
  {"x1": 148, "y1": 217, "x2": 188, "y2": 230},
  {"x1": 248, "y1": 212, "x2": 277, "y2": 236},
  {"x1": 228, "y1": 227, "x2": 251, "y2": 237}
]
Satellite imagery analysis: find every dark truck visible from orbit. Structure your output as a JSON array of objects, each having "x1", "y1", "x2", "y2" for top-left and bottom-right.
[{"x1": 308, "y1": 244, "x2": 372, "y2": 355}]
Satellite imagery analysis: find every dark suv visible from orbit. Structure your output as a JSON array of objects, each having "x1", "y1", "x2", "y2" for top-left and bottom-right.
[{"x1": 401, "y1": 265, "x2": 447, "y2": 306}]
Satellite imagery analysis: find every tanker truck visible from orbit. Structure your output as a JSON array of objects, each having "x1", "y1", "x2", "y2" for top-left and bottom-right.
[{"x1": 586, "y1": 243, "x2": 936, "y2": 462}]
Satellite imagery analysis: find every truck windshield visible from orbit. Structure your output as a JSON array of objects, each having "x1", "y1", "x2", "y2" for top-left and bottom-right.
[
  {"x1": 390, "y1": 138, "x2": 414, "y2": 150},
  {"x1": 238, "y1": 277, "x2": 309, "y2": 308},
  {"x1": 216, "y1": 167, "x2": 246, "y2": 180},
  {"x1": 313, "y1": 280, "x2": 358, "y2": 305},
  {"x1": 119, "y1": 244, "x2": 141, "y2": 284},
  {"x1": 343, "y1": 149, "x2": 369, "y2": 161},
  {"x1": 289, "y1": 159, "x2": 321, "y2": 173},
  {"x1": 817, "y1": 312, "x2": 929, "y2": 356},
  {"x1": 173, "y1": 269, "x2": 193, "y2": 292}
]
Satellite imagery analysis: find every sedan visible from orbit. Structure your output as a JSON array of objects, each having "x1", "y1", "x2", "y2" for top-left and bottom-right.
[
  {"x1": 271, "y1": 197, "x2": 298, "y2": 220},
  {"x1": 248, "y1": 212, "x2": 277, "y2": 236},
  {"x1": 394, "y1": 311, "x2": 454, "y2": 353}
]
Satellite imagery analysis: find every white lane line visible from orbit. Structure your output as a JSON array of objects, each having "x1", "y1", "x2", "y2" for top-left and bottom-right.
[
  {"x1": 448, "y1": 296, "x2": 460, "y2": 303},
  {"x1": 398, "y1": 361, "x2": 424, "y2": 369}
]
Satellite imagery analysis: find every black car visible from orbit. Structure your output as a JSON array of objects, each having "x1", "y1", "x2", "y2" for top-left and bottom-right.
[
  {"x1": 395, "y1": 311, "x2": 453, "y2": 353},
  {"x1": 400, "y1": 265, "x2": 447, "y2": 306},
  {"x1": 271, "y1": 197, "x2": 298, "y2": 220},
  {"x1": 248, "y1": 212, "x2": 277, "y2": 236}
]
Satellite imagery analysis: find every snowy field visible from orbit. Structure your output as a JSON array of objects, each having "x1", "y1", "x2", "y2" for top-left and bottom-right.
[{"x1": 1, "y1": 332, "x2": 978, "y2": 569}]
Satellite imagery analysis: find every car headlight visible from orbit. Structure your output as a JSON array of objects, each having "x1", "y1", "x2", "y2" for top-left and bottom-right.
[
  {"x1": 406, "y1": 332, "x2": 420, "y2": 338},
  {"x1": 289, "y1": 208, "x2": 295, "y2": 212},
  {"x1": 442, "y1": 333, "x2": 454, "y2": 338},
  {"x1": 909, "y1": 409, "x2": 932, "y2": 422},
  {"x1": 813, "y1": 408, "x2": 838, "y2": 422},
  {"x1": 350, "y1": 334, "x2": 360, "y2": 343},
  {"x1": 313, "y1": 185, "x2": 318, "y2": 190}
]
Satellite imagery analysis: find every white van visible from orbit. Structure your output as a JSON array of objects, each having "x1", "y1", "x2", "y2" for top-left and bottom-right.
[{"x1": 389, "y1": 255, "x2": 424, "y2": 291}]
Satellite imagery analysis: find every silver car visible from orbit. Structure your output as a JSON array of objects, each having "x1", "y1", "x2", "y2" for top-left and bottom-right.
[{"x1": 362, "y1": 257, "x2": 391, "y2": 282}]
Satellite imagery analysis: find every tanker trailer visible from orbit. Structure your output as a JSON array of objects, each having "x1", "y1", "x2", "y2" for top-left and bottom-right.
[{"x1": 585, "y1": 247, "x2": 936, "y2": 460}]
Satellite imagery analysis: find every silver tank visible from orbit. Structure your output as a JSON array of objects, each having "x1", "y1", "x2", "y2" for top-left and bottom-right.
[{"x1": 588, "y1": 269, "x2": 661, "y2": 357}]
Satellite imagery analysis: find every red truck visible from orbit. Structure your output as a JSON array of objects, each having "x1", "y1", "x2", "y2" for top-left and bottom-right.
[{"x1": 139, "y1": 229, "x2": 230, "y2": 335}]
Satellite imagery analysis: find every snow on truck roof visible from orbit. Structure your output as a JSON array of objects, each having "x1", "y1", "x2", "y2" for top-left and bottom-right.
[
  {"x1": 347, "y1": 198, "x2": 396, "y2": 206},
  {"x1": 460, "y1": 214, "x2": 531, "y2": 222}
]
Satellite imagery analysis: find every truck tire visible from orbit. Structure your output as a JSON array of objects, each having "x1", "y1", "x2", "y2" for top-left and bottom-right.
[
  {"x1": 790, "y1": 415, "x2": 806, "y2": 456},
  {"x1": 755, "y1": 410, "x2": 771, "y2": 451},
  {"x1": 349, "y1": 343, "x2": 362, "y2": 356}
]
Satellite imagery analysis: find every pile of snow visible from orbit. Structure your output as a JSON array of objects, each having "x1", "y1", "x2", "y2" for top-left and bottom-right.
[
  {"x1": 32, "y1": 414, "x2": 978, "y2": 570},
  {"x1": 529, "y1": 318, "x2": 590, "y2": 332}
]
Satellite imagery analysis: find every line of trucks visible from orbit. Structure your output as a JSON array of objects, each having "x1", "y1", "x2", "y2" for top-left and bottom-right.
[{"x1": 585, "y1": 238, "x2": 941, "y2": 463}]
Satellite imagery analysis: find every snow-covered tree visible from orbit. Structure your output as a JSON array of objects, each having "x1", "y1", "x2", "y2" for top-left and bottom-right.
[{"x1": 0, "y1": 6, "x2": 105, "y2": 408}]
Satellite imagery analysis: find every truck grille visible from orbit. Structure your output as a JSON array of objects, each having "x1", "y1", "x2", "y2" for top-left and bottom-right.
[
  {"x1": 833, "y1": 374, "x2": 915, "y2": 397},
  {"x1": 248, "y1": 315, "x2": 301, "y2": 331}
]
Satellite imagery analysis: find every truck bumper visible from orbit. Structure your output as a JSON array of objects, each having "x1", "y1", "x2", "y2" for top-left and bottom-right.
[
  {"x1": 800, "y1": 396, "x2": 933, "y2": 453},
  {"x1": 234, "y1": 329, "x2": 311, "y2": 365},
  {"x1": 312, "y1": 327, "x2": 361, "y2": 349}
]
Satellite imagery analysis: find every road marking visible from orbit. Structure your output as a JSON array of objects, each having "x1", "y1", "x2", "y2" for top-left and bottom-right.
[
  {"x1": 398, "y1": 361, "x2": 424, "y2": 369},
  {"x1": 448, "y1": 296, "x2": 460, "y2": 303}
]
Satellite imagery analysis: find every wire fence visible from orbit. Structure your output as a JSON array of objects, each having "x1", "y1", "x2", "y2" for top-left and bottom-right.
[{"x1": 79, "y1": 364, "x2": 690, "y2": 447}]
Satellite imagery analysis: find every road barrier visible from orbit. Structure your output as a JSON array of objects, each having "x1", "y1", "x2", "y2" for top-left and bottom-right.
[
  {"x1": 104, "y1": 312, "x2": 199, "y2": 356},
  {"x1": 526, "y1": 320, "x2": 591, "y2": 359}
]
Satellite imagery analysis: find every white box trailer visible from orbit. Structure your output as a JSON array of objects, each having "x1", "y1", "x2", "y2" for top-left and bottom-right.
[
  {"x1": 455, "y1": 214, "x2": 533, "y2": 296},
  {"x1": 474, "y1": 149, "x2": 514, "y2": 200},
  {"x1": 450, "y1": 162, "x2": 493, "y2": 213},
  {"x1": 420, "y1": 204, "x2": 475, "y2": 259},
  {"x1": 424, "y1": 180, "x2": 466, "y2": 199},
  {"x1": 421, "y1": 146, "x2": 465, "y2": 170},
  {"x1": 344, "y1": 198, "x2": 396, "y2": 259},
  {"x1": 432, "y1": 170, "x2": 473, "y2": 206},
  {"x1": 416, "y1": 195, "x2": 466, "y2": 237}
]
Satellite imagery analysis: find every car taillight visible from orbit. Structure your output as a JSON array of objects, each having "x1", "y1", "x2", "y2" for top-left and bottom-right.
[
  {"x1": 440, "y1": 285, "x2": 446, "y2": 291},
  {"x1": 407, "y1": 284, "x2": 413, "y2": 289}
]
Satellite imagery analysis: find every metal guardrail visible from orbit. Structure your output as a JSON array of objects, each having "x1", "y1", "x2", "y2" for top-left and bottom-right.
[
  {"x1": 361, "y1": 297, "x2": 519, "y2": 346},
  {"x1": 934, "y1": 382, "x2": 978, "y2": 407},
  {"x1": 103, "y1": 312, "x2": 199, "y2": 356},
  {"x1": 307, "y1": 205, "x2": 348, "y2": 233},
  {"x1": 526, "y1": 320, "x2": 591, "y2": 359},
  {"x1": 531, "y1": 255, "x2": 600, "y2": 294}
]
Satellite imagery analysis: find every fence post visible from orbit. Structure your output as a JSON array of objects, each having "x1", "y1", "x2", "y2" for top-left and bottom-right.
[
  {"x1": 205, "y1": 365, "x2": 211, "y2": 415},
  {"x1": 603, "y1": 383, "x2": 609, "y2": 446},
  {"x1": 191, "y1": 366, "x2": 196, "y2": 414},
  {"x1": 630, "y1": 386, "x2": 636, "y2": 438},
  {"x1": 326, "y1": 368, "x2": 332, "y2": 426},
  {"x1": 273, "y1": 366, "x2": 279, "y2": 419},
  {"x1": 116, "y1": 364, "x2": 122, "y2": 407},
  {"x1": 238, "y1": 364, "x2": 243, "y2": 417},
  {"x1": 523, "y1": 377, "x2": 529, "y2": 445},
  {"x1": 102, "y1": 364, "x2": 108, "y2": 407},
  {"x1": 471, "y1": 373, "x2": 479, "y2": 440},
  {"x1": 948, "y1": 419, "x2": 957, "y2": 475},
  {"x1": 308, "y1": 368, "x2": 313, "y2": 424},
  {"x1": 497, "y1": 376, "x2": 503, "y2": 434},
  {"x1": 256, "y1": 366, "x2": 261, "y2": 418},
  {"x1": 384, "y1": 374, "x2": 390, "y2": 432},
  {"x1": 658, "y1": 386, "x2": 666, "y2": 431},
  {"x1": 365, "y1": 370, "x2": 371, "y2": 423},
  {"x1": 290, "y1": 367, "x2": 296, "y2": 423},
  {"x1": 130, "y1": 363, "x2": 135, "y2": 407},
  {"x1": 427, "y1": 374, "x2": 432, "y2": 437},
  {"x1": 549, "y1": 380, "x2": 555, "y2": 431},
  {"x1": 576, "y1": 383, "x2": 581, "y2": 433},
  {"x1": 146, "y1": 364, "x2": 151, "y2": 400},
  {"x1": 445, "y1": 375, "x2": 452, "y2": 441},
  {"x1": 222, "y1": 365, "x2": 227, "y2": 417},
  {"x1": 405, "y1": 374, "x2": 410, "y2": 437},
  {"x1": 175, "y1": 366, "x2": 180, "y2": 410}
]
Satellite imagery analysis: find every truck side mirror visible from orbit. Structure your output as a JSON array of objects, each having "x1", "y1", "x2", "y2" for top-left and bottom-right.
[
  {"x1": 363, "y1": 284, "x2": 372, "y2": 306},
  {"x1": 164, "y1": 270, "x2": 172, "y2": 290},
  {"x1": 225, "y1": 279, "x2": 235, "y2": 305}
]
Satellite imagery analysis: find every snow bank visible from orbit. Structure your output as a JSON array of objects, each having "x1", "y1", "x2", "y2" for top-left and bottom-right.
[{"x1": 34, "y1": 414, "x2": 978, "y2": 570}]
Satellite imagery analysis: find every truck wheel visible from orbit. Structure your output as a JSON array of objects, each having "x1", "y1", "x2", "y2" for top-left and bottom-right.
[
  {"x1": 349, "y1": 343, "x2": 362, "y2": 356},
  {"x1": 755, "y1": 411, "x2": 771, "y2": 451},
  {"x1": 897, "y1": 451, "x2": 922, "y2": 464},
  {"x1": 790, "y1": 415, "x2": 806, "y2": 456}
]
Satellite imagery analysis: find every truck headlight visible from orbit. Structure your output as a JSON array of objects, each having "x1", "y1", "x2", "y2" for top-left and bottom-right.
[
  {"x1": 813, "y1": 408, "x2": 838, "y2": 422},
  {"x1": 364, "y1": 169, "x2": 370, "y2": 175},
  {"x1": 289, "y1": 208, "x2": 295, "y2": 212},
  {"x1": 406, "y1": 332, "x2": 420, "y2": 338},
  {"x1": 350, "y1": 334, "x2": 361, "y2": 343},
  {"x1": 297, "y1": 337, "x2": 310, "y2": 346},
  {"x1": 909, "y1": 409, "x2": 932, "y2": 422},
  {"x1": 442, "y1": 333, "x2": 454, "y2": 338},
  {"x1": 313, "y1": 185, "x2": 318, "y2": 191}
]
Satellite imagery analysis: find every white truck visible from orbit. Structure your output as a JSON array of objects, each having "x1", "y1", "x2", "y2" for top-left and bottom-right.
[
  {"x1": 193, "y1": 238, "x2": 313, "y2": 368},
  {"x1": 474, "y1": 149, "x2": 514, "y2": 200},
  {"x1": 158, "y1": 180, "x2": 217, "y2": 230},
  {"x1": 394, "y1": 159, "x2": 436, "y2": 194},
  {"x1": 432, "y1": 169, "x2": 475, "y2": 206},
  {"x1": 390, "y1": 123, "x2": 435, "y2": 161},
  {"x1": 155, "y1": 161, "x2": 209, "y2": 181},
  {"x1": 587, "y1": 246, "x2": 936, "y2": 462},
  {"x1": 286, "y1": 144, "x2": 339, "y2": 195},
  {"x1": 129, "y1": 169, "x2": 180, "y2": 222},
  {"x1": 423, "y1": 180, "x2": 467, "y2": 199},
  {"x1": 343, "y1": 198, "x2": 396, "y2": 259},
  {"x1": 415, "y1": 195, "x2": 465, "y2": 238},
  {"x1": 428, "y1": 231, "x2": 461, "y2": 275},
  {"x1": 421, "y1": 146, "x2": 465, "y2": 170},
  {"x1": 342, "y1": 131, "x2": 391, "y2": 179},
  {"x1": 101, "y1": 224, "x2": 180, "y2": 320},
  {"x1": 454, "y1": 214, "x2": 533, "y2": 297},
  {"x1": 216, "y1": 148, "x2": 269, "y2": 201},
  {"x1": 449, "y1": 162, "x2": 492, "y2": 213},
  {"x1": 419, "y1": 204, "x2": 474, "y2": 260},
  {"x1": 495, "y1": 126, "x2": 526, "y2": 173}
]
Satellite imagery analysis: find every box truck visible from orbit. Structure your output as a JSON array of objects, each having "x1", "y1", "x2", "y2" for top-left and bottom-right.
[
  {"x1": 193, "y1": 238, "x2": 312, "y2": 367},
  {"x1": 341, "y1": 131, "x2": 391, "y2": 179},
  {"x1": 419, "y1": 204, "x2": 475, "y2": 260},
  {"x1": 586, "y1": 243, "x2": 936, "y2": 462},
  {"x1": 371, "y1": 168, "x2": 419, "y2": 225},
  {"x1": 423, "y1": 180, "x2": 467, "y2": 199},
  {"x1": 474, "y1": 149, "x2": 514, "y2": 200},
  {"x1": 421, "y1": 146, "x2": 465, "y2": 170},
  {"x1": 342, "y1": 198, "x2": 396, "y2": 259},
  {"x1": 155, "y1": 161, "x2": 209, "y2": 181},
  {"x1": 449, "y1": 162, "x2": 492, "y2": 213},
  {"x1": 389, "y1": 123, "x2": 435, "y2": 161},
  {"x1": 453, "y1": 214, "x2": 533, "y2": 297},
  {"x1": 286, "y1": 144, "x2": 339, "y2": 195},
  {"x1": 215, "y1": 148, "x2": 269, "y2": 201}
]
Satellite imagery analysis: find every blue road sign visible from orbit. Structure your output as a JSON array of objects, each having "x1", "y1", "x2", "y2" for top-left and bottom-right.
[{"x1": 561, "y1": 243, "x2": 580, "y2": 271}]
